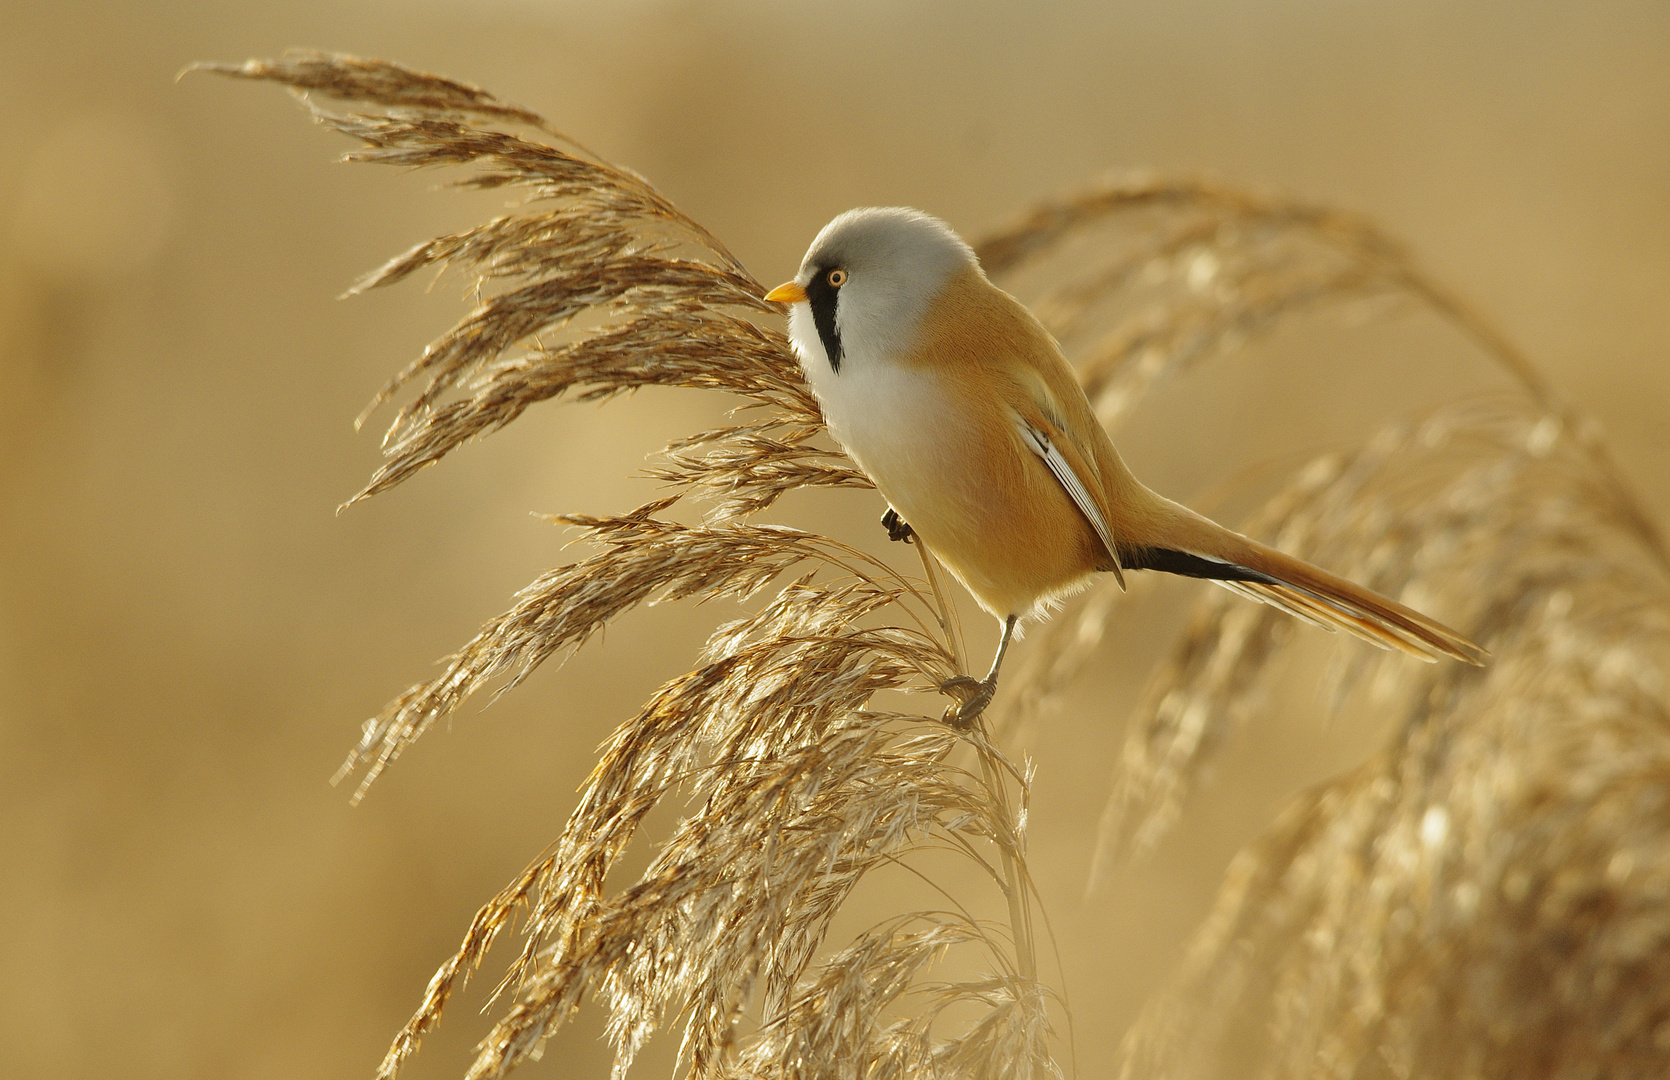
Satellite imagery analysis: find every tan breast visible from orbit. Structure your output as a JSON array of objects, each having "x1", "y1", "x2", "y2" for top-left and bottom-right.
[{"x1": 857, "y1": 268, "x2": 1114, "y2": 619}]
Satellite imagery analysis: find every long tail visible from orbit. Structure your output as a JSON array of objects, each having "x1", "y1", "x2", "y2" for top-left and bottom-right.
[{"x1": 1123, "y1": 503, "x2": 1488, "y2": 665}]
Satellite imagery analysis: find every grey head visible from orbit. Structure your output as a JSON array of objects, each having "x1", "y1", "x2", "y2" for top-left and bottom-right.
[{"x1": 787, "y1": 207, "x2": 978, "y2": 375}]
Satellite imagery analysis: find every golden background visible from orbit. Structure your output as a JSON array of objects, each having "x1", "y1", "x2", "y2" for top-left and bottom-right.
[{"x1": 2, "y1": 2, "x2": 1666, "y2": 1077}]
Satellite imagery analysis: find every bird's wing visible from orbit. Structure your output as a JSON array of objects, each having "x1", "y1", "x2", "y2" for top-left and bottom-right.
[{"x1": 1012, "y1": 409, "x2": 1127, "y2": 589}]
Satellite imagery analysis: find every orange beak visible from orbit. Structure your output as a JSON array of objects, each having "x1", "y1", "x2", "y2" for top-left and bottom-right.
[{"x1": 764, "y1": 280, "x2": 808, "y2": 304}]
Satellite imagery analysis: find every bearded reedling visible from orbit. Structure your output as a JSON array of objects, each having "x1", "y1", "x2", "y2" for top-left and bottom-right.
[{"x1": 766, "y1": 207, "x2": 1486, "y2": 724}]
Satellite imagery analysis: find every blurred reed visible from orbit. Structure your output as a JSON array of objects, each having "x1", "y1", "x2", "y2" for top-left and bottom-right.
[
  {"x1": 206, "y1": 51, "x2": 1670, "y2": 1080},
  {"x1": 984, "y1": 182, "x2": 1670, "y2": 1077}
]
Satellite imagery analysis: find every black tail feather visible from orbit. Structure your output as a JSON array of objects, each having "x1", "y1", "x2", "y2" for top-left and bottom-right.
[
  {"x1": 1123, "y1": 546, "x2": 1280, "y2": 586},
  {"x1": 1123, "y1": 544, "x2": 1486, "y2": 665}
]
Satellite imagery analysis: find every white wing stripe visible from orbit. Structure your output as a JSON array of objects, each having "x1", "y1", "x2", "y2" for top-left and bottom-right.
[{"x1": 1015, "y1": 417, "x2": 1121, "y2": 569}]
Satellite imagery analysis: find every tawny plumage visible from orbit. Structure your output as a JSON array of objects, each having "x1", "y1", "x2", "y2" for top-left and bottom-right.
[{"x1": 766, "y1": 208, "x2": 1485, "y2": 723}]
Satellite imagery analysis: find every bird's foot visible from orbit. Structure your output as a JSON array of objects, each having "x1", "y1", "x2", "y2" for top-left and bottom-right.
[
  {"x1": 881, "y1": 508, "x2": 914, "y2": 543},
  {"x1": 939, "y1": 675, "x2": 996, "y2": 729}
]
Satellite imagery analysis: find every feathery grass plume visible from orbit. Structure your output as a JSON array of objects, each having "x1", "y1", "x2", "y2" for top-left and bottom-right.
[
  {"x1": 205, "y1": 52, "x2": 1057, "y2": 1080},
  {"x1": 194, "y1": 50, "x2": 830, "y2": 512},
  {"x1": 976, "y1": 176, "x2": 1558, "y2": 429},
  {"x1": 1113, "y1": 402, "x2": 1670, "y2": 1079},
  {"x1": 980, "y1": 178, "x2": 1670, "y2": 1076}
]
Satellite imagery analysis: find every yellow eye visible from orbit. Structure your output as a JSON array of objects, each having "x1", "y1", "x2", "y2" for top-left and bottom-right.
[{"x1": 828, "y1": 268, "x2": 847, "y2": 287}]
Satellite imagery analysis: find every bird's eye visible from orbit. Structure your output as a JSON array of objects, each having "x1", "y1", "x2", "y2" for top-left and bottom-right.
[{"x1": 828, "y1": 269, "x2": 847, "y2": 287}]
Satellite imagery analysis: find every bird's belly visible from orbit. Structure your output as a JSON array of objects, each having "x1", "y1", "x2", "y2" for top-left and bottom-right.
[{"x1": 814, "y1": 365, "x2": 1103, "y2": 619}]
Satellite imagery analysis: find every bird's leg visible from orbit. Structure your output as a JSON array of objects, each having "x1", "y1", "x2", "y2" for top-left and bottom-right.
[
  {"x1": 881, "y1": 507, "x2": 914, "y2": 543},
  {"x1": 940, "y1": 614, "x2": 1017, "y2": 728}
]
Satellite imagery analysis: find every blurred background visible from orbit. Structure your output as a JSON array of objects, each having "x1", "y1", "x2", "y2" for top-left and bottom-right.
[{"x1": 2, "y1": 2, "x2": 1666, "y2": 1077}]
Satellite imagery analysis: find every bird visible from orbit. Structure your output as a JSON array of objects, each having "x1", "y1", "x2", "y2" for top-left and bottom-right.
[{"x1": 763, "y1": 207, "x2": 1486, "y2": 726}]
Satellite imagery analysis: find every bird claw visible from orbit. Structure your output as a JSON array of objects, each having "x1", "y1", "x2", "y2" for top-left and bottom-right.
[
  {"x1": 881, "y1": 508, "x2": 914, "y2": 543},
  {"x1": 939, "y1": 675, "x2": 995, "y2": 729}
]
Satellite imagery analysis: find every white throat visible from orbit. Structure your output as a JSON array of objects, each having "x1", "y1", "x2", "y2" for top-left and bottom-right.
[{"x1": 787, "y1": 299, "x2": 946, "y2": 514}]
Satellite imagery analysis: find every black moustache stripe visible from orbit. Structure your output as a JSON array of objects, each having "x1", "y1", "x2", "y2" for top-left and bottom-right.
[{"x1": 805, "y1": 269, "x2": 844, "y2": 374}]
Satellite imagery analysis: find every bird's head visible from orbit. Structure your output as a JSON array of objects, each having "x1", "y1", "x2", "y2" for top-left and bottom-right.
[{"x1": 766, "y1": 207, "x2": 977, "y2": 375}]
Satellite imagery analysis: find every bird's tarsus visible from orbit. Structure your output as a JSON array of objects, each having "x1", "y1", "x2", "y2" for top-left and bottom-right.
[
  {"x1": 939, "y1": 614, "x2": 1016, "y2": 728},
  {"x1": 882, "y1": 507, "x2": 914, "y2": 543}
]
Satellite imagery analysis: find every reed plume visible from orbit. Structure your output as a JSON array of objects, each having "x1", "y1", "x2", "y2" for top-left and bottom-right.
[
  {"x1": 982, "y1": 179, "x2": 1670, "y2": 1078},
  {"x1": 204, "y1": 51, "x2": 1056, "y2": 1080},
  {"x1": 206, "y1": 52, "x2": 1670, "y2": 1080}
]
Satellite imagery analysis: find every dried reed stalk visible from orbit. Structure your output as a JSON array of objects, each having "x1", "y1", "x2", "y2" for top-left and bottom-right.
[
  {"x1": 205, "y1": 52, "x2": 1057, "y2": 1080},
  {"x1": 982, "y1": 178, "x2": 1670, "y2": 1077}
]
